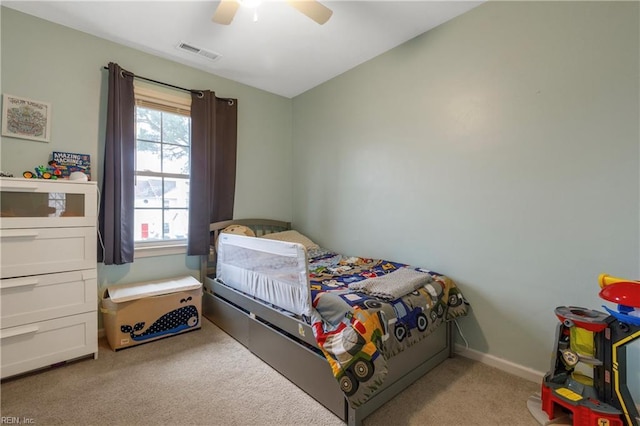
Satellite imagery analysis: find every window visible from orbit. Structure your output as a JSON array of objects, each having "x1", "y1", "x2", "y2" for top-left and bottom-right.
[{"x1": 133, "y1": 86, "x2": 191, "y2": 255}]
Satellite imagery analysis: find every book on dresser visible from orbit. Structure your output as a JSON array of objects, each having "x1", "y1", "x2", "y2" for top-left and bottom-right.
[{"x1": 0, "y1": 177, "x2": 98, "y2": 379}]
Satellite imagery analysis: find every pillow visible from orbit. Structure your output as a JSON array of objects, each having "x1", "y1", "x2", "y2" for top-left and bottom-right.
[
  {"x1": 220, "y1": 224, "x2": 256, "y2": 238},
  {"x1": 215, "y1": 224, "x2": 256, "y2": 251},
  {"x1": 259, "y1": 230, "x2": 319, "y2": 250}
]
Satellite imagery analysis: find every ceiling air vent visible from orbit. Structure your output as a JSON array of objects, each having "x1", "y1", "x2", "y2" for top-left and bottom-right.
[{"x1": 176, "y1": 42, "x2": 221, "y2": 62}]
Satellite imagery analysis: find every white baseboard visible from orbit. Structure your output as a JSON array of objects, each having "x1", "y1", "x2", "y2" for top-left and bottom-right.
[
  {"x1": 455, "y1": 344, "x2": 545, "y2": 384},
  {"x1": 98, "y1": 328, "x2": 105, "y2": 338}
]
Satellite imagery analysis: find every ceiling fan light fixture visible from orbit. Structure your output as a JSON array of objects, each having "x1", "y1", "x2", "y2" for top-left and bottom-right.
[
  {"x1": 212, "y1": 0, "x2": 332, "y2": 25},
  {"x1": 238, "y1": 0, "x2": 263, "y2": 9}
]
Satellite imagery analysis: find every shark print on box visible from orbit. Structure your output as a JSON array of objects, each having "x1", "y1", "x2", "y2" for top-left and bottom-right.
[{"x1": 120, "y1": 305, "x2": 200, "y2": 342}]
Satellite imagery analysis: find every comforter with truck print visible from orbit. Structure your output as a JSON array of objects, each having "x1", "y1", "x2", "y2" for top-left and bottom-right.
[{"x1": 307, "y1": 247, "x2": 469, "y2": 408}]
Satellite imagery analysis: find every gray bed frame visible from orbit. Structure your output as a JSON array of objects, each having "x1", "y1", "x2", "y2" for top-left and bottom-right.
[{"x1": 200, "y1": 219, "x2": 454, "y2": 426}]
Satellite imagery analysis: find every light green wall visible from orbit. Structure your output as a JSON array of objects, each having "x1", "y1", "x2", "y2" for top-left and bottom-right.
[
  {"x1": 0, "y1": 8, "x2": 293, "y2": 289},
  {"x1": 292, "y1": 1, "x2": 639, "y2": 373},
  {"x1": 2, "y1": 2, "x2": 639, "y2": 375}
]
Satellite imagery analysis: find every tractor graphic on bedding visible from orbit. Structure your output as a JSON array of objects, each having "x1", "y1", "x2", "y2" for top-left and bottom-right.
[
  {"x1": 313, "y1": 292, "x2": 389, "y2": 397},
  {"x1": 329, "y1": 307, "x2": 388, "y2": 396}
]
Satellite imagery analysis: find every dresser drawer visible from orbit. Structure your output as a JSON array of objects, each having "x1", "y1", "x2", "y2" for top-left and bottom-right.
[
  {"x1": 1, "y1": 270, "x2": 97, "y2": 328},
  {"x1": 0, "y1": 227, "x2": 96, "y2": 278},
  {"x1": 0, "y1": 178, "x2": 97, "y2": 229},
  {"x1": 0, "y1": 312, "x2": 98, "y2": 379}
]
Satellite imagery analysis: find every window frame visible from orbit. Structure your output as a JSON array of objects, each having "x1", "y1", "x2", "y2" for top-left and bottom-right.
[{"x1": 133, "y1": 84, "x2": 192, "y2": 258}]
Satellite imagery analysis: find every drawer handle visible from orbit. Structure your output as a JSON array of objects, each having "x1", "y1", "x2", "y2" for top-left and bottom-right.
[
  {"x1": 0, "y1": 325, "x2": 39, "y2": 339},
  {"x1": 0, "y1": 230, "x2": 39, "y2": 239},
  {"x1": 0, "y1": 277, "x2": 38, "y2": 289}
]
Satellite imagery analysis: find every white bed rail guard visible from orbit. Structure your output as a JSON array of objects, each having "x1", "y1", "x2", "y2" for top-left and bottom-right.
[{"x1": 216, "y1": 233, "x2": 311, "y2": 317}]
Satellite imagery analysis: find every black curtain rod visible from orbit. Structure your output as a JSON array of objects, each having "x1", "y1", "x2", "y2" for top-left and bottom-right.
[{"x1": 102, "y1": 66, "x2": 235, "y2": 104}]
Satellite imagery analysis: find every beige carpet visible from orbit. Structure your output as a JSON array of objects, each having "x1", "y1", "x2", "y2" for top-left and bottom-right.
[{"x1": 1, "y1": 318, "x2": 540, "y2": 425}]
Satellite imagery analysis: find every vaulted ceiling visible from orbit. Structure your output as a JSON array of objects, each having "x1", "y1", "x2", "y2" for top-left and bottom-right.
[{"x1": 3, "y1": 1, "x2": 483, "y2": 98}]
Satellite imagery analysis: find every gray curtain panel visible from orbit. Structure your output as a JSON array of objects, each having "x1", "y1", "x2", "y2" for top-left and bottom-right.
[
  {"x1": 98, "y1": 62, "x2": 136, "y2": 265},
  {"x1": 188, "y1": 91, "x2": 238, "y2": 256}
]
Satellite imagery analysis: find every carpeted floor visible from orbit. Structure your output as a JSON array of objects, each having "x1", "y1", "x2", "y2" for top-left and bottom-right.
[{"x1": 1, "y1": 318, "x2": 540, "y2": 425}]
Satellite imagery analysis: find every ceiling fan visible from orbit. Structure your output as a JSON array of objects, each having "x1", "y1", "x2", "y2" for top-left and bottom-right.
[{"x1": 212, "y1": 0, "x2": 333, "y2": 25}]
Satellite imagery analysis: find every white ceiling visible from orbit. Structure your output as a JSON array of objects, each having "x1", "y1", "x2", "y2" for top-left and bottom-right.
[{"x1": 3, "y1": 1, "x2": 483, "y2": 98}]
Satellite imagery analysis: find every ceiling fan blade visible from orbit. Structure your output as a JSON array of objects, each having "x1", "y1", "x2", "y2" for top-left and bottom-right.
[
  {"x1": 286, "y1": 0, "x2": 333, "y2": 25},
  {"x1": 212, "y1": 0, "x2": 240, "y2": 25}
]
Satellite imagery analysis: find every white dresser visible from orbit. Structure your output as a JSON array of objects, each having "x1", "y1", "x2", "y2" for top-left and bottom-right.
[{"x1": 0, "y1": 177, "x2": 98, "y2": 379}]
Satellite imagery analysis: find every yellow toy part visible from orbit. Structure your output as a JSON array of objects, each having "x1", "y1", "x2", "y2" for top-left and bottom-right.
[{"x1": 598, "y1": 273, "x2": 640, "y2": 289}]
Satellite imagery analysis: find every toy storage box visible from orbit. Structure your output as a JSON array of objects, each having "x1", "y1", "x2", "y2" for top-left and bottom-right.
[{"x1": 101, "y1": 276, "x2": 202, "y2": 351}]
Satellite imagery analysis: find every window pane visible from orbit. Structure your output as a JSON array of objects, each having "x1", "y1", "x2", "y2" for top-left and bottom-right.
[
  {"x1": 163, "y1": 145, "x2": 189, "y2": 174},
  {"x1": 163, "y1": 209, "x2": 188, "y2": 240},
  {"x1": 135, "y1": 176, "x2": 163, "y2": 208},
  {"x1": 134, "y1": 208, "x2": 163, "y2": 241},
  {"x1": 162, "y1": 113, "x2": 190, "y2": 146},
  {"x1": 136, "y1": 140, "x2": 161, "y2": 172},
  {"x1": 163, "y1": 177, "x2": 189, "y2": 208},
  {"x1": 134, "y1": 99, "x2": 191, "y2": 245},
  {"x1": 136, "y1": 107, "x2": 161, "y2": 142}
]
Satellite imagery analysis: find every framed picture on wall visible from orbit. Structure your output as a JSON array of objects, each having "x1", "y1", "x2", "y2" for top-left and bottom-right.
[{"x1": 1, "y1": 94, "x2": 52, "y2": 143}]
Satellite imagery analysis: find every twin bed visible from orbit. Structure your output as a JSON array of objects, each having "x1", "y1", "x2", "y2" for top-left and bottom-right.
[{"x1": 200, "y1": 219, "x2": 469, "y2": 425}]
